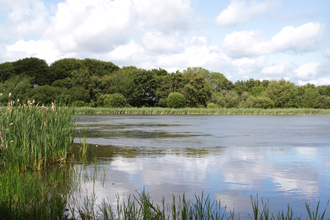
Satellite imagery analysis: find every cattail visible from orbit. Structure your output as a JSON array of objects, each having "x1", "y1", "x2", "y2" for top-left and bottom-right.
[
  {"x1": 17, "y1": 99, "x2": 19, "y2": 103},
  {"x1": 32, "y1": 100, "x2": 35, "y2": 104},
  {"x1": 8, "y1": 93, "x2": 11, "y2": 97},
  {"x1": 27, "y1": 100, "x2": 30, "y2": 105},
  {"x1": 51, "y1": 102, "x2": 55, "y2": 111}
]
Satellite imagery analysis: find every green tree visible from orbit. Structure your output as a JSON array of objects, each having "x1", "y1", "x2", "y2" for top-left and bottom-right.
[
  {"x1": 82, "y1": 58, "x2": 119, "y2": 77},
  {"x1": 298, "y1": 83, "x2": 319, "y2": 108},
  {"x1": 314, "y1": 95, "x2": 330, "y2": 109},
  {"x1": 105, "y1": 93, "x2": 127, "y2": 107},
  {"x1": 0, "y1": 62, "x2": 15, "y2": 82},
  {"x1": 49, "y1": 58, "x2": 86, "y2": 82},
  {"x1": 0, "y1": 75, "x2": 33, "y2": 105},
  {"x1": 246, "y1": 96, "x2": 274, "y2": 109},
  {"x1": 130, "y1": 69, "x2": 157, "y2": 107},
  {"x1": 265, "y1": 79, "x2": 298, "y2": 108},
  {"x1": 211, "y1": 90, "x2": 240, "y2": 108},
  {"x1": 183, "y1": 75, "x2": 213, "y2": 107},
  {"x1": 29, "y1": 85, "x2": 63, "y2": 105},
  {"x1": 167, "y1": 92, "x2": 185, "y2": 108},
  {"x1": 12, "y1": 57, "x2": 51, "y2": 86},
  {"x1": 250, "y1": 85, "x2": 265, "y2": 97}
]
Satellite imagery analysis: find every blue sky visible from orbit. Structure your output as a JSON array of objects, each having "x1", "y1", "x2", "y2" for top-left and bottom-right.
[{"x1": 0, "y1": 0, "x2": 329, "y2": 85}]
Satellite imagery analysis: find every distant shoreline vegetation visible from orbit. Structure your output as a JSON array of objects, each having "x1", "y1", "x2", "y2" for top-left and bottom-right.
[
  {"x1": 0, "y1": 57, "x2": 330, "y2": 110},
  {"x1": 73, "y1": 107, "x2": 330, "y2": 115}
]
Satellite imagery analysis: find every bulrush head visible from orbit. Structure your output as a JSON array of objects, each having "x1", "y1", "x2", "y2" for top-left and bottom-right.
[{"x1": 8, "y1": 92, "x2": 11, "y2": 97}]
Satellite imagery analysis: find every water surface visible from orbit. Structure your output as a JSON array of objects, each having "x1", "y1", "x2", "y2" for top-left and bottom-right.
[{"x1": 74, "y1": 115, "x2": 330, "y2": 218}]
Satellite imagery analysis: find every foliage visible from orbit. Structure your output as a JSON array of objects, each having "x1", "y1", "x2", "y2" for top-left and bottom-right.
[
  {"x1": 96, "y1": 94, "x2": 112, "y2": 107},
  {"x1": 167, "y1": 92, "x2": 185, "y2": 108},
  {"x1": 49, "y1": 58, "x2": 85, "y2": 82},
  {"x1": 207, "y1": 103, "x2": 218, "y2": 109},
  {"x1": 183, "y1": 75, "x2": 213, "y2": 107},
  {"x1": 130, "y1": 69, "x2": 157, "y2": 107},
  {"x1": 314, "y1": 95, "x2": 330, "y2": 109},
  {"x1": 0, "y1": 103, "x2": 75, "y2": 172},
  {"x1": 250, "y1": 85, "x2": 266, "y2": 97},
  {"x1": 211, "y1": 90, "x2": 240, "y2": 108},
  {"x1": 0, "y1": 62, "x2": 15, "y2": 83},
  {"x1": 29, "y1": 85, "x2": 64, "y2": 105},
  {"x1": 265, "y1": 79, "x2": 298, "y2": 108},
  {"x1": 0, "y1": 75, "x2": 33, "y2": 105},
  {"x1": 246, "y1": 96, "x2": 274, "y2": 109},
  {"x1": 12, "y1": 57, "x2": 51, "y2": 86},
  {"x1": 105, "y1": 93, "x2": 127, "y2": 107}
]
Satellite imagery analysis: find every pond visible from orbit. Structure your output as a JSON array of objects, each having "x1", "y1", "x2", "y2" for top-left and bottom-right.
[{"x1": 72, "y1": 114, "x2": 330, "y2": 219}]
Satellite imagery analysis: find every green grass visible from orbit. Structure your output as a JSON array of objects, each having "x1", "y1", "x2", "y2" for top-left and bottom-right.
[
  {"x1": 0, "y1": 102, "x2": 76, "y2": 172},
  {"x1": 74, "y1": 107, "x2": 330, "y2": 115}
]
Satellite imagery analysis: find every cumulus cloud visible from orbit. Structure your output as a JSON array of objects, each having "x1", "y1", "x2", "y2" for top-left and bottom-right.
[
  {"x1": 4, "y1": 40, "x2": 65, "y2": 64},
  {"x1": 44, "y1": 0, "x2": 137, "y2": 53},
  {"x1": 0, "y1": 0, "x2": 48, "y2": 39},
  {"x1": 262, "y1": 63, "x2": 286, "y2": 75},
  {"x1": 222, "y1": 22, "x2": 323, "y2": 57},
  {"x1": 140, "y1": 31, "x2": 184, "y2": 53},
  {"x1": 294, "y1": 63, "x2": 320, "y2": 80},
  {"x1": 215, "y1": 0, "x2": 279, "y2": 26},
  {"x1": 326, "y1": 49, "x2": 330, "y2": 58},
  {"x1": 133, "y1": 0, "x2": 194, "y2": 32}
]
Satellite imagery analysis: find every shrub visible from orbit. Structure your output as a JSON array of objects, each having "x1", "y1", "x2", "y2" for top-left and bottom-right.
[
  {"x1": 106, "y1": 93, "x2": 127, "y2": 107},
  {"x1": 97, "y1": 94, "x2": 111, "y2": 107},
  {"x1": 207, "y1": 103, "x2": 218, "y2": 109},
  {"x1": 158, "y1": 99, "x2": 167, "y2": 107},
  {"x1": 246, "y1": 96, "x2": 274, "y2": 109},
  {"x1": 167, "y1": 92, "x2": 185, "y2": 108},
  {"x1": 72, "y1": 100, "x2": 85, "y2": 107}
]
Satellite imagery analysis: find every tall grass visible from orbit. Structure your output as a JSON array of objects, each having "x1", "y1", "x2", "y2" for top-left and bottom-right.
[
  {"x1": 0, "y1": 101, "x2": 76, "y2": 172},
  {"x1": 74, "y1": 107, "x2": 330, "y2": 115}
]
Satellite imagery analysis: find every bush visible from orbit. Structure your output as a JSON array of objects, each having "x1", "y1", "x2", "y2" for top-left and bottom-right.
[
  {"x1": 207, "y1": 103, "x2": 218, "y2": 109},
  {"x1": 246, "y1": 96, "x2": 274, "y2": 109},
  {"x1": 72, "y1": 100, "x2": 85, "y2": 107},
  {"x1": 106, "y1": 93, "x2": 127, "y2": 107},
  {"x1": 158, "y1": 99, "x2": 167, "y2": 107},
  {"x1": 97, "y1": 93, "x2": 127, "y2": 107},
  {"x1": 167, "y1": 92, "x2": 185, "y2": 108}
]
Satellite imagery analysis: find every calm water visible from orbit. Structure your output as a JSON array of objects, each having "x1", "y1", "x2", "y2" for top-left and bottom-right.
[{"x1": 73, "y1": 115, "x2": 330, "y2": 218}]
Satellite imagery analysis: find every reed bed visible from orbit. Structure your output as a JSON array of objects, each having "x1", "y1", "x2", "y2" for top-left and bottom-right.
[
  {"x1": 0, "y1": 102, "x2": 76, "y2": 172},
  {"x1": 74, "y1": 107, "x2": 330, "y2": 115}
]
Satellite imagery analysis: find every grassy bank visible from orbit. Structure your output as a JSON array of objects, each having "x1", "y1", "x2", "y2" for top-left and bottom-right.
[
  {"x1": 0, "y1": 102, "x2": 76, "y2": 172},
  {"x1": 74, "y1": 107, "x2": 330, "y2": 115}
]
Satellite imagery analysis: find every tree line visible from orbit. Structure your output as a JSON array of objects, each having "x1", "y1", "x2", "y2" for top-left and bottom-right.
[{"x1": 0, "y1": 57, "x2": 329, "y2": 109}]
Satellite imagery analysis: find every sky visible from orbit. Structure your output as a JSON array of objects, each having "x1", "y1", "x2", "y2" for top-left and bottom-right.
[{"x1": 0, "y1": 0, "x2": 329, "y2": 85}]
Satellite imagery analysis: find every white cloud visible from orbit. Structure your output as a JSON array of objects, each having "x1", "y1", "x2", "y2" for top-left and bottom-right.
[
  {"x1": 133, "y1": 0, "x2": 194, "y2": 32},
  {"x1": 44, "y1": 0, "x2": 136, "y2": 53},
  {"x1": 294, "y1": 62, "x2": 320, "y2": 80},
  {"x1": 326, "y1": 49, "x2": 330, "y2": 58},
  {"x1": 298, "y1": 78, "x2": 330, "y2": 86},
  {"x1": 140, "y1": 31, "x2": 184, "y2": 53},
  {"x1": 5, "y1": 40, "x2": 64, "y2": 64},
  {"x1": 262, "y1": 63, "x2": 286, "y2": 75},
  {"x1": 223, "y1": 22, "x2": 323, "y2": 57},
  {"x1": 104, "y1": 40, "x2": 144, "y2": 63},
  {"x1": 215, "y1": 0, "x2": 278, "y2": 26},
  {"x1": 0, "y1": 0, "x2": 48, "y2": 38}
]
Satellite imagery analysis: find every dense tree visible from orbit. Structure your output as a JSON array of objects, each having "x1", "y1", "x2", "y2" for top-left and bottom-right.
[
  {"x1": 0, "y1": 62, "x2": 15, "y2": 82},
  {"x1": 49, "y1": 58, "x2": 85, "y2": 82},
  {"x1": 211, "y1": 90, "x2": 240, "y2": 108},
  {"x1": 246, "y1": 96, "x2": 274, "y2": 109},
  {"x1": 298, "y1": 83, "x2": 319, "y2": 108},
  {"x1": 82, "y1": 58, "x2": 119, "y2": 77},
  {"x1": 265, "y1": 79, "x2": 298, "y2": 108},
  {"x1": 0, "y1": 75, "x2": 33, "y2": 105},
  {"x1": 183, "y1": 75, "x2": 213, "y2": 107},
  {"x1": 12, "y1": 57, "x2": 51, "y2": 86},
  {"x1": 130, "y1": 69, "x2": 157, "y2": 107},
  {"x1": 29, "y1": 85, "x2": 63, "y2": 105}
]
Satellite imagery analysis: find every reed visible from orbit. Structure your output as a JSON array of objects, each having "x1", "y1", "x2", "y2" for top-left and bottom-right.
[
  {"x1": 0, "y1": 101, "x2": 76, "y2": 172},
  {"x1": 74, "y1": 107, "x2": 330, "y2": 115}
]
